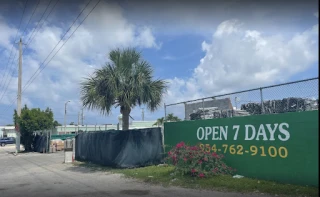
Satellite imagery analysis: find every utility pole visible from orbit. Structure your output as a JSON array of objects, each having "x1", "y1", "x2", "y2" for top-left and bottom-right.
[
  {"x1": 78, "y1": 112, "x2": 80, "y2": 125},
  {"x1": 15, "y1": 38, "x2": 23, "y2": 154},
  {"x1": 81, "y1": 108, "x2": 84, "y2": 125},
  {"x1": 141, "y1": 108, "x2": 144, "y2": 121},
  {"x1": 64, "y1": 100, "x2": 70, "y2": 133}
]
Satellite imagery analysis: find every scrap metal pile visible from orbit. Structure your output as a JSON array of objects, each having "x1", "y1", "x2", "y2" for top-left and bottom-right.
[
  {"x1": 189, "y1": 107, "x2": 250, "y2": 120},
  {"x1": 241, "y1": 97, "x2": 318, "y2": 115},
  {"x1": 189, "y1": 97, "x2": 318, "y2": 120}
]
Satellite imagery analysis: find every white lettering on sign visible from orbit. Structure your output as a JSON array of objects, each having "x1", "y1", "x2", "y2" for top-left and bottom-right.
[
  {"x1": 256, "y1": 124, "x2": 268, "y2": 141},
  {"x1": 233, "y1": 125, "x2": 240, "y2": 140},
  {"x1": 205, "y1": 127, "x2": 212, "y2": 140},
  {"x1": 266, "y1": 123, "x2": 278, "y2": 141},
  {"x1": 278, "y1": 123, "x2": 290, "y2": 141},
  {"x1": 220, "y1": 126, "x2": 228, "y2": 140},
  {"x1": 245, "y1": 125, "x2": 256, "y2": 140},
  {"x1": 196, "y1": 123, "x2": 291, "y2": 141},
  {"x1": 212, "y1": 126, "x2": 219, "y2": 140},
  {"x1": 197, "y1": 127, "x2": 205, "y2": 140}
]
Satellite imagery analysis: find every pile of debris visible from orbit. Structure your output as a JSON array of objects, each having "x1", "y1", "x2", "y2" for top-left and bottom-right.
[
  {"x1": 241, "y1": 97, "x2": 318, "y2": 115},
  {"x1": 189, "y1": 107, "x2": 250, "y2": 120}
]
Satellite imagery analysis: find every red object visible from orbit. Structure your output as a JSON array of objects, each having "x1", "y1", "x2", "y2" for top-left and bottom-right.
[
  {"x1": 15, "y1": 125, "x2": 20, "y2": 133},
  {"x1": 198, "y1": 173, "x2": 205, "y2": 178}
]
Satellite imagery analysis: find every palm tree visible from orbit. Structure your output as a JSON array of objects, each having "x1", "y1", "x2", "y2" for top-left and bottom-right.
[
  {"x1": 153, "y1": 113, "x2": 181, "y2": 126},
  {"x1": 153, "y1": 117, "x2": 164, "y2": 127},
  {"x1": 166, "y1": 113, "x2": 181, "y2": 122},
  {"x1": 80, "y1": 48, "x2": 168, "y2": 130}
]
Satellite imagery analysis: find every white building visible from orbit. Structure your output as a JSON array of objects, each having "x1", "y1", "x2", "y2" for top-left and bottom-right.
[
  {"x1": 53, "y1": 120, "x2": 157, "y2": 135},
  {"x1": 0, "y1": 126, "x2": 16, "y2": 138},
  {"x1": 1, "y1": 116, "x2": 158, "y2": 137}
]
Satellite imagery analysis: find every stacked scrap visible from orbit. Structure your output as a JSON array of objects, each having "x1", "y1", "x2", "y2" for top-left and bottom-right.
[
  {"x1": 189, "y1": 108, "x2": 250, "y2": 120},
  {"x1": 189, "y1": 97, "x2": 318, "y2": 120},
  {"x1": 241, "y1": 97, "x2": 318, "y2": 115}
]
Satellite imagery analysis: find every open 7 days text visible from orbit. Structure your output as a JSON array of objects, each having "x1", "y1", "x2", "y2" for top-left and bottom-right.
[{"x1": 196, "y1": 123, "x2": 290, "y2": 141}]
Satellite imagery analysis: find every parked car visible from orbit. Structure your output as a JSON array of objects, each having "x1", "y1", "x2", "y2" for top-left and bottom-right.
[{"x1": 0, "y1": 137, "x2": 16, "y2": 146}]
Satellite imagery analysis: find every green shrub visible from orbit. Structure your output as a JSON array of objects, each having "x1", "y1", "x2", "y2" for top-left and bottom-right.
[{"x1": 165, "y1": 142, "x2": 236, "y2": 178}]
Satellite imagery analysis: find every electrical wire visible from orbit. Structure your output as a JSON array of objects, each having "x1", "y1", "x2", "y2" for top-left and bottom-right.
[
  {"x1": 20, "y1": 0, "x2": 41, "y2": 39},
  {"x1": 1, "y1": 0, "x2": 101, "y2": 116},
  {"x1": 0, "y1": 0, "x2": 59, "y2": 103},
  {"x1": 22, "y1": 0, "x2": 94, "y2": 91},
  {"x1": 0, "y1": 0, "x2": 41, "y2": 102},
  {"x1": 0, "y1": 0, "x2": 29, "y2": 100},
  {"x1": 24, "y1": 0, "x2": 55, "y2": 47}
]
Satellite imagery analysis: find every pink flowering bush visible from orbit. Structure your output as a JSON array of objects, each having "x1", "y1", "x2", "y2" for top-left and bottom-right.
[{"x1": 165, "y1": 141, "x2": 236, "y2": 178}]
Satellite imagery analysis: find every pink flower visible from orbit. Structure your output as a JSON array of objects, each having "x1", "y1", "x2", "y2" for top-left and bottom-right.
[
  {"x1": 212, "y1": 152, "x2": 218, "y2": 158},
  {"x1": 191, "y1": 169, "x2": 197, "y2": 173},
  {"x1": 198, "y1": 160, "x2": 203, "y2": 164},
  {"x1": 198, "y1": 173, "x2": 205, "y2": 178},
  {"x1": 176, "y1": 142, "x2": 185, "y2": 149},
  {"x1": 183, "y1": 158, "x2": 187, "y2": 162},
  {"x1": 190, "y1": 146, "x2": 198, "y2": 150}
]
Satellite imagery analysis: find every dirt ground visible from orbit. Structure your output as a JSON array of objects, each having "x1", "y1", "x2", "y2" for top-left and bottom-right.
[{"x1": 0, "y1": 145, "x2": 274, "y2": 197}]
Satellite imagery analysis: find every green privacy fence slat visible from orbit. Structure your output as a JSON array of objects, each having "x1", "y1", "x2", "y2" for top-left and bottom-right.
[
  {"x1": 164, "y1": 110, "x2": 318, "y2": 186},
  {"x1": 51, "y1": 134, "x2": 76, "y2": 140}
]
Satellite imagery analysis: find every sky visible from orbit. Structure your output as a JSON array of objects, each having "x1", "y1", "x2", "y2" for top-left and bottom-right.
[{"x1": 0, "y1": 0, "x2": 318, "y2": 125}]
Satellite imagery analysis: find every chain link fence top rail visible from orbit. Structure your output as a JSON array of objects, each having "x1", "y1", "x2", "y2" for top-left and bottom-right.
[{"x1": 165, "y1": 77, "x2": 318, "y2": 121}]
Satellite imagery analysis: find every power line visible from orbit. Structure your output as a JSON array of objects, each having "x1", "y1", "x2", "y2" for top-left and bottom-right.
[
  {"x1": 24, "y1": 0, "x2": 56, "y2": 47},
  {"x1": 0, "y1": 0, "x2": 41, "y2": 103},
  {"x1": 0, "y1": 0, "x2": 28, "y2": 100},
  {"x1": 1, "y1": 0, "x2": 101, "y2": 115},
  {"x1": 0, "y1": 0, "x2": 41, "y2": 101},
  {"x1": 20, "y1": 0, "x2": 41, "y2": 39},
  {"x1": 0, "y1": 0, "x2": 58, "y2": 103},
  {"x1": 0, "y1": 0, "x2": 60, "y2": 103},
  {"x1": 22, "y1": 0, "x2": 94, "y2": 91}
]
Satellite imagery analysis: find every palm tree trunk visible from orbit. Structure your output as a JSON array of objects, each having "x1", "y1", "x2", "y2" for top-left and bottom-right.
[{"x1": 122, "y1": 109, "x2": 130, "y2": 130}]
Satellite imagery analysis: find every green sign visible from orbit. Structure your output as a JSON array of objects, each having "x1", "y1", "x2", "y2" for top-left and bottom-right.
[
  {"x1": 51, "y1": 134, "x2": 76, "y2": 140},
  {"x1": 164, "y1": 110, "x2": 318, "y2": 186}
]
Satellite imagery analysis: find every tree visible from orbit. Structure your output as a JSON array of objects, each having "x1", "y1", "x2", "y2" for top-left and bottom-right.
[
  {"x1": 80, "y1": 48, "x2": 168, "y2": 130},
  {"x1": 153, "y1": 117, "x2": 164, "y2": 127},
  {"x1": 153, "y1": 113, "x2": 181, "y2": 126},
  {"x1": 53, "y1": 120, "x2": 62, "y2": 127},
  {"x1": 13, "y1": 105, "x2": 55, "y2": 151},
  {"x1": 166, "y1": 113, "x2": 182, "y2": 122},
  {"x1": 69, "y1": 122, "x2": 75, "y2": 125}
]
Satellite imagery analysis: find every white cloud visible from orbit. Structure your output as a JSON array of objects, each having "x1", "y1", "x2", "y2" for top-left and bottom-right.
[
  {"x1": 163, "y1": 18, "x2": 318, "y2": 114},
  {"x1": 0, "y1": 1, "x2": 318, "y2": 124},
  {"x1": 214, "y1": 19, "x2": 242, "y2": 38},
  {"x1": 314, "y1": 12, "x2": 319, "y2": 18},
  {"x1": 0, "y1": 16, "x2": 15, "y2": 48},
  {"x1": 0, "y1": 1, "x2": 160, "y2": 124}
]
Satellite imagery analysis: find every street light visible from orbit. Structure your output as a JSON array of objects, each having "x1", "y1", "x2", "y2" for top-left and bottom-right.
[{"x1": 64, "y1": 100, "x2": 71, "y2": 133}]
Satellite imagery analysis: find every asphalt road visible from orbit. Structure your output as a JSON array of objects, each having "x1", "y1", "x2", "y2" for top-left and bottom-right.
[{"x1": 0, "y1": 145, "x2": 274, "y2": 197}]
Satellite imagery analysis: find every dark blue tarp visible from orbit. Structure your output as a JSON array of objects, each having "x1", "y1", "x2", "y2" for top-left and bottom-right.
[
  {"x1": 33, "y1": 134, "x2": 48, "y2": 153},
  {"x1": 75, "y1": 128, "x2": 163, "y2": 168}
]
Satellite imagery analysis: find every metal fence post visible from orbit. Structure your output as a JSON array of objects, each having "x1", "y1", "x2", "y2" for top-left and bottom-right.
[
  {"x1": 46, "y1": 130, "x2": 49, "y2": 153},
  {"x1": 260, "y1": 88, "x2": 265, "y2": 114},
  {"x1": 202, "y1": 99, "x2": 205, "y2": 119},
  {"x1": 184, "y1": 102, "x2": 187, "y2": 120},
  {"x1": 164, "y1": 103, "x2": 167, "y2": 122}
]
